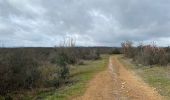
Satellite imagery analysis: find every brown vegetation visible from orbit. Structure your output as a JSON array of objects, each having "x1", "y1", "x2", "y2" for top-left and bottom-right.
[
  {"x1": 0, "y1": 44, "x2": 115, "y2": 99},
  {"x1": 121, "y1": 41, "x2": 170, "y2": 66}
]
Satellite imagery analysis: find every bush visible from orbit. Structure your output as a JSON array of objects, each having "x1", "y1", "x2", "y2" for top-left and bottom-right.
[
  {"x1": 56, "y1": 51, "x2": 70, "y2": 80},
  {"x1": 110, "y1": 48, "x2": 121, "y2": 54},
  {"x1": 0, "y1": 49, "x2": 40, "y2": 95},
  {"x1": 122, "y1": 41, "x2": 169, "y2": 66},
  {"x1": 0, "y1": 38, "x2": 104, "y2": 98},
  {"x1": 121, "y1": 41, "x2": 135, "y2": 58},
  {"x1": 138, "y1": 45, "x2": 168, "y2": 66}
]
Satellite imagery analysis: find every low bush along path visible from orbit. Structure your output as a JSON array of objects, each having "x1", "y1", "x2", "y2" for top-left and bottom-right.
[{"x1": 73, "y1": 55, "x2": 163, "y2": 100}]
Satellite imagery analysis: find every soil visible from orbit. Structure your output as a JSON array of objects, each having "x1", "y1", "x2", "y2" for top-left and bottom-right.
[{"x1": 73, "y1": 56, "x2": 163, "y2": 100}]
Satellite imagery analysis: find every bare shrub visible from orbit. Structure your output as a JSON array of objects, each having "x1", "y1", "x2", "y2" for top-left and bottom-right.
[
  {"x1": 84, "y1": 49, "x2": 100, "y2": 60},
  {"x1": 122, "y1": 41, "x2": 169, "y2": 66},
  {"x1": 121, "y1": 41, "x2": 135, "y2": 58}
]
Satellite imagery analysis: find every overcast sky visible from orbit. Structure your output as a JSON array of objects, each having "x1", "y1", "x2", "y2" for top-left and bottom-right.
[{"x1": 0, "y1": 0, "x2": 170, "y2": 47}]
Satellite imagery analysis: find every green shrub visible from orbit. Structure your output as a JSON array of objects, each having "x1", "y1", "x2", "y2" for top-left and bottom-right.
[
  {"x1": 56, "y1": 51, "x2": 70, "y2": 80},
  {"x1": 0, "y1": 44, "x2": 105, "y2": 98},
  {"x1": 0, "y1": 49, "x2": 40, "y2": 95},
  {"x1": 110, "y1": 48, "x2": 121, "y2": 54}
]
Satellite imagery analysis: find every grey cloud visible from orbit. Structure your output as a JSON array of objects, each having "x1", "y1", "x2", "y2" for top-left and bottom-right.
[{"x1": 0, "y1": 0, "x2": 170, "y2": 47}]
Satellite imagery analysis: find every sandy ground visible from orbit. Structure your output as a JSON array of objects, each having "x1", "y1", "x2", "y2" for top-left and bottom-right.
[{"x1": 73, "y1": 56, "x2": 163, "y2": 100}]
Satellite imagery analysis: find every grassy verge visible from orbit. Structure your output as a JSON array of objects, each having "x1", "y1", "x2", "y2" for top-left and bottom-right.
[
  {"x1": 32, "y1": 55, "x2": 109, "y2": 100},
  {"x1": 117, "y1": 55, "x2": 170, "y2": 100}
]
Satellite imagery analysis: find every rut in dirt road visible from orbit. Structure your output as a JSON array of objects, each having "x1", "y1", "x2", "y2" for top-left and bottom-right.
[{"x1": 74, "y1": 56, "x2": 163, "y2": 100}]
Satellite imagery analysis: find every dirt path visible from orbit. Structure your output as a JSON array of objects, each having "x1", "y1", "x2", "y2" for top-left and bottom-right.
[{"x1": 73, "y1": 56, "x2": 163, "y2": 100}]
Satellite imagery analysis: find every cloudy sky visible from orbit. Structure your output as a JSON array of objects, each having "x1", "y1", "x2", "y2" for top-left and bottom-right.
[{"x1": 0, "y1": 0, "x2": 170, "y2": 47}]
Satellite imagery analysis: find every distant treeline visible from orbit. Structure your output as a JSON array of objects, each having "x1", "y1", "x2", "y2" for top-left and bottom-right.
[
  {"x1": 122, "y1": 41, "x2": 170, "y2": 66},
  {"x1": 0, "y1": 46, "x2": 120, "y2": 99}
]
